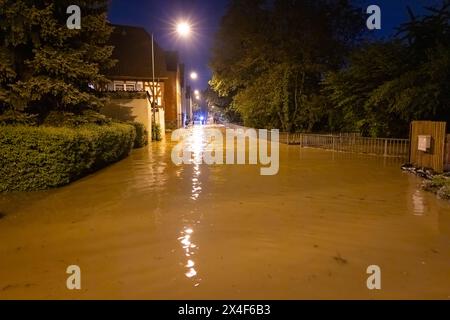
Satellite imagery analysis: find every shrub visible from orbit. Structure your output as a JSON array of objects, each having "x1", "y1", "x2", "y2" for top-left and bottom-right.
[
  {"x1": 437, "y1": 185, "x2": 450, "y2": 200},
  {"x1": 422, "y1": 176, "x2": 448, "y2": 192},
  {"x1": 0, "y1": 123, "x2": 135, "y2": 192},
  {"x1": 128, "y1": 121, "x2": 148, "y2": 148},
  {"x1": 422, "y1": 175, "x2": 450, "y2": 200},
  {"x1": 152, "y1": 123, "x2": 162, "y2": 141}
]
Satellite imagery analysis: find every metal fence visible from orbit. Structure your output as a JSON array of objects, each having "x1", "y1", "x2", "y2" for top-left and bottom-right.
[{"x1": 280, "y1": 133, "x2": 410, "y2": 159}]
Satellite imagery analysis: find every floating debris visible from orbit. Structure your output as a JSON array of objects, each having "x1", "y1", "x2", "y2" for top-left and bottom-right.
[
  {"x1": 333, "y1": 253, "x2": 348, "y2": 265},
  {"x1": 401, "y1": 164, "x2": 436, "y2": 180}
]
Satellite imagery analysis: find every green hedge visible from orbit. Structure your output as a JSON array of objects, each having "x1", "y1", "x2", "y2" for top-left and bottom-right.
[
  {"x1": 128, "y1": 122, "x2": 149, "y2": 148},
  {"x1": 0, "y1": 123, "x2": 136, "y2": 192}
]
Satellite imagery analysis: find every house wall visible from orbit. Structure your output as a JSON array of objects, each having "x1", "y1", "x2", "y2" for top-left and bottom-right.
[
  {"x1": 156, "y1": 108, "x2": 165, "y2": 136},
  {"x1": 164, "y1": 72, "x2": 177, "y2": 130},
  {"x1": 164, "y1": 68, "x2": 183, "y2": 130},
  {"x1": 409, "y1": 121, "x2": 447, "y2": 173},
  {"x1": 101, "y1": 98, "x2": 152, "y2": 141},
  {"x1": 144, "y1": 81, "x2": 164, "y2": 107},
  {"x1": 176, "y1": 68, "x2": 183, "y2": 127}
]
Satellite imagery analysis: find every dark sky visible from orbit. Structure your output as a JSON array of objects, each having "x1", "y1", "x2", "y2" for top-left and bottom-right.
[{"x1": 108, "y1": 0, "x2": 441, "y2": 91}]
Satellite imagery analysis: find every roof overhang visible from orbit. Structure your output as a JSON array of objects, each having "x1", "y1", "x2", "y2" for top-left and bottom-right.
[{"x1": 108, "y1": 76, "x2": 169, "y2": 81}]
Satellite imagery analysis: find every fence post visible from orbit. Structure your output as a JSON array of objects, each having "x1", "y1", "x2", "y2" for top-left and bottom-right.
[{"x1": 384, "y1": 139, "x2": 388, "y2": 157}]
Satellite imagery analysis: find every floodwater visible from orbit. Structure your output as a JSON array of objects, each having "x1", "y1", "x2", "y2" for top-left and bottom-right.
[{"x1": 1, "y1": 125, "x2": 450, "y2": 300}]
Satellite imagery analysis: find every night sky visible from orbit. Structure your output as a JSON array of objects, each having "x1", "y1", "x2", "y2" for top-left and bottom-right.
[{"x1": 108, "y1": 0, "x2": 442, "y2": 92}]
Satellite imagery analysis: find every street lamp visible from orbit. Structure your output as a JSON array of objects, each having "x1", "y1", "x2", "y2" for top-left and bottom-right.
[
  {"x1": 176, "y1": 22, "x2": 191, "y2": 37},
  {"x1": 150, "y1": 21, "x2": 196, "y2": 129},
  {"x1": 190, "y1": 72, "x2": 198, "y2": 80},
  {"x1": 194, "y1": 90, "x2": 200, "y2": 96},
  {"x1": 174, "y1": 21, "x2": 197, "y2": 126},
  {"x1": 151, "y1": 33, "x2": 157, "y2": 126}
]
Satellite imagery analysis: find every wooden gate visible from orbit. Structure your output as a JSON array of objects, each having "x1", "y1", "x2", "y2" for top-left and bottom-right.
[
  {"x1": 445, "y1": 134, "x2": 450, "y2": 172},
  {"x1": 409, "y1": 121, "x2": 447, "y2": 173}
]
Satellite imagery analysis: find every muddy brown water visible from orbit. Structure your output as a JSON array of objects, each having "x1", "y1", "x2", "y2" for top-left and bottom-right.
[{"x1": 1, "y1": 126, "x2": 450, "y2": 299}]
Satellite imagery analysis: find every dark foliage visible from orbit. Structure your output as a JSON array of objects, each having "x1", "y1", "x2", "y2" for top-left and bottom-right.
[{"x1": 0, "y1": 123, "x2": 135, "y2": 192}]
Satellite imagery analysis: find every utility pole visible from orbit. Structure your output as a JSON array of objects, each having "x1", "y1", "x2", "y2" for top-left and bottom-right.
[{"x1": 151, "y1": 33, "x2": 157, "y2": 125}]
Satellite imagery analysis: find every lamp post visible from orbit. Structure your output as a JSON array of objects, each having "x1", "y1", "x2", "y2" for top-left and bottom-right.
[
  {"x1": 150, "y1": 22, "x2": 193, "y2": 127},
  {"x1": 175, "y1": 21, "x2": 196, "y2": 127},
  {"x1": 151, "y1": 33, "x2": 157, "y2": 126},
  {"x1": 149, "y1": 21, "x2": 195, "y2": 131}
]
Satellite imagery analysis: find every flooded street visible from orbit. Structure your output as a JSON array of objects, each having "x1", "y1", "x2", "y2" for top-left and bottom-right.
[{"x1": 1, "y1": 125, "x2": 450, "y2": 299}]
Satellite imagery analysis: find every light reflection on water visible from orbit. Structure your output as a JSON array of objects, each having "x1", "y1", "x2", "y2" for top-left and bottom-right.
[
  {"x1": 178, "y1": 226, "x2": 200, "y2": 283},
  {"x1": 177, "y1": 127, "x2": 207, "y2": 284},
  {"x1": 188, "y1": 127, "x2": 204, "y2": 201},
  {"x1": 412, "y1": 190, "x2": 426, "y2": 216}
]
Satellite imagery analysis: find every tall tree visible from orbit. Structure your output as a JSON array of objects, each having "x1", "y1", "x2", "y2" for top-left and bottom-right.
[
  {"x1": 323, "y1": 1, "x2": 450, "y2": 137},
  {"x1": 203, "y1": 84, "x2": 239, "y2": 123},
  {"x1": 0, "y1": 0, "x2": 115, "y2": 120},
  {"x1": 209, "y1": 0, "x2": 363, "y2": 132}
]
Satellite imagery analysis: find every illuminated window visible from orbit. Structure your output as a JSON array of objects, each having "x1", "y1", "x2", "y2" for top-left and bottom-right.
[
  {"x1": 126, "y1": 84, "x2": 135, "y2": 91},
  {"x1": 114, "y1": 83, "x2": 125, "y2": 91}
]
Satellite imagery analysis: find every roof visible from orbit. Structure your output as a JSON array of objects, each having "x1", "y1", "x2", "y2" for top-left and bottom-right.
[{"x1": 107, "y1": 24, "x2": 169, "y2": 79}]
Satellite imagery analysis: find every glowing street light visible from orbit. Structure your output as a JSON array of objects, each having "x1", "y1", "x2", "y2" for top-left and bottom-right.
[
  {"x1": 173, "y1": 20, "x2": 197, "y2": 126},
  {"x1": 190, "y1": 72, "x2": 198, "y2": 80},
  {"x1": 194, "y1": 90, "x2": 200, "y2": 96},
  {"x1": 176, "y1": 22, "x2": 191, "y2": 37}
]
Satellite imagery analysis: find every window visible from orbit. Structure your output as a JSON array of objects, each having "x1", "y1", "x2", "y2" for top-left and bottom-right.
[
  {"x1": 126, "y1": 84, "x2": 136, "y2": 91},
  {"x1": 114, "y1": 83, "x2": 125, "y2": 91}
]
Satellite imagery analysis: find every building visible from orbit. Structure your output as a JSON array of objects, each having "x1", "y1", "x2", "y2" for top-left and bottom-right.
[{"x1": 104, "y1": 24, "x2": 185, "y2": 132}]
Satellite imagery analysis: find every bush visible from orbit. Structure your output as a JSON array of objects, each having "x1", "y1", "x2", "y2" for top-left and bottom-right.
[
  {"x1": 422, "y1": 176, "x2": 446, "y2": 192},
  {"x1": 437, "y1": 185, "x2": 450, "y2": 200},
  {"x1": 422, "y1": 176, "x2": 450, "y2": 200},
  {"x1": 0, "y1": 123, "x2": 136, "y2": 192},
  {"x1": 128, "y1": 121, "x2": 148, "y2": 148},
  {"x1": 152, "y1": 123, "x2": 162, "y2": 141}
]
